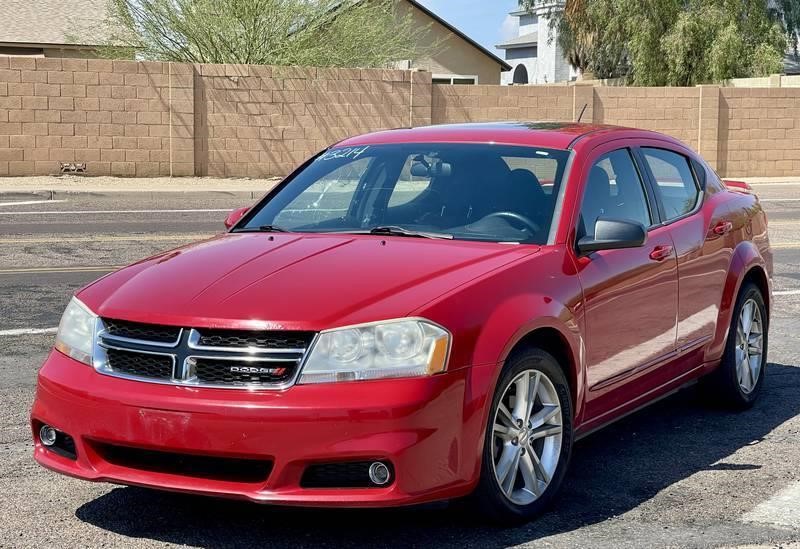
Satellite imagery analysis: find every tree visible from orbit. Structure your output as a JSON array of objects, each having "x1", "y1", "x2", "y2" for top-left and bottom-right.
[
  {"x1": 100, "y1": 0, "x2": 431, "y2": 68},
  {"x1": 773, "y1": 0, "x2": 800, "y2": 52},
  {"x1": 518, "y1": 0, "x2": 787, "y2": 85}
]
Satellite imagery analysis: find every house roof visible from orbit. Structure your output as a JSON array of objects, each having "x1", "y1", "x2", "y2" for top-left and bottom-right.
[
  {"x1": 0, "y1": 0, "x2": 111, "y2": 48},
  {"x1": 496, "y1": 32, "x2": 539, "y2": 50},
  {"x1": 405, "y1": 0, "x2": 512, "y2": 71}
]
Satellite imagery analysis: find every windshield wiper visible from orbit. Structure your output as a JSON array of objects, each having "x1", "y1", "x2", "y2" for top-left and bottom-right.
[
  {"x1": 366, "y1": 226, "x2": 454, "y2": 240},
  {"x1": 236, "y1": 225, "x2": 290, "y2": 233}
]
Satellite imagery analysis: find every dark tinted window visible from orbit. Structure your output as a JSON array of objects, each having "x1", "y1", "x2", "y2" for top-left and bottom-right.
[
  {"x1": 241, "y1": 143, "x2": 571, "y2": 244},
  {"x1": 691, "y1": 158, "x2": 725, "y2": 195},
  {"x1": 579, "y1": 149, "x2": 651, "y2": 239},
  {"x1": 642, "y1": 148, "x2": 701, "y2": 220}
]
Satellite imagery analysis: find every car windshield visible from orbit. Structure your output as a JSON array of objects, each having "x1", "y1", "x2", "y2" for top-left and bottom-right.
[{"x1": 238, "y1": 143, "x2": 571, "y2": 244}]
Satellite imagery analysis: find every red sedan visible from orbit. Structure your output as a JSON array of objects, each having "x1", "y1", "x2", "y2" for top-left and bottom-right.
[{"x1": 32, "y1": 122, "x2": 772, "y2": 524}]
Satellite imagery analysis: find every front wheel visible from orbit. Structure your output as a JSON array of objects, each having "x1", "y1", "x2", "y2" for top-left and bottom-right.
[
  {"x1": 703, "y1": 281, "x2": 768, "y2": 409},
  {"x1": 471, "y1": 348, "x2": 574, "y2": 525}
]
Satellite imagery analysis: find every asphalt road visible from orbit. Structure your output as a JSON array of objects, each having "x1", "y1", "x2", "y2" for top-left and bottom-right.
[{"x1": 0, "y1": 186, "x2": 799, "y2": 548}]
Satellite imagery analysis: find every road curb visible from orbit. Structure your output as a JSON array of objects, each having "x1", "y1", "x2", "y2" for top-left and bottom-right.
[{"x1": 0, "y1": 190, "x2": 264, "y2": 200}]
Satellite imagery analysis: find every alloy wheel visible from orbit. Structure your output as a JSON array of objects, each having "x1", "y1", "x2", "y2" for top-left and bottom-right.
[
  {"x1": 491, "y1": 369, "x2": 563, "y2": 506},
  {"x1": 735, "y1": 298, "x2": 764, "y2": 394}
]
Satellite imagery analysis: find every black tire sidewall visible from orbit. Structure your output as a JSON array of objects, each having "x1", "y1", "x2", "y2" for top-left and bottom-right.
[
  {"x1": 720, "y1": 282, "x2": 768, "y2": 406},
  {"x1": 474, "y1": 348, "x2": 574, "y2": 524}
]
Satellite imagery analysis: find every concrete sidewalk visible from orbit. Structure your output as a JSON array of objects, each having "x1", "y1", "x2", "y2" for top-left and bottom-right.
[
  {"x1": 0, "y1": 175, "x2": 282, "y2": 200},
  {"x1": 0, "y1": 174, "x2": 794, "y2": 200}
]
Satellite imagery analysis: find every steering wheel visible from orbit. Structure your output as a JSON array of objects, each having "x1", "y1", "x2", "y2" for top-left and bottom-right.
[{"x1": 483, "y1": 211, "x2": 542, "y2": 234}]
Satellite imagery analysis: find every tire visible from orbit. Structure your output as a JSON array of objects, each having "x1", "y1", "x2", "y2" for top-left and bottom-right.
[
  {"x1": 703, "y1": 282, "x2": 768, "y2": 409},
  {"x1": 470, "y1": 348, "x2": 574, "y2": 525}
]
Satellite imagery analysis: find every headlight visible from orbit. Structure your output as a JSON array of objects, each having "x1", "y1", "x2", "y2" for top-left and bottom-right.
[
  {"x1": 54, "y1": 297, "x2": 98, "y2": 366},
  {"x1": 299, "y1": 319, "x2": 450, "y2": 384}
]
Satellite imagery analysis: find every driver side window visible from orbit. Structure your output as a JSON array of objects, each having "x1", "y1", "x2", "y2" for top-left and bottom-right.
[{"x1": 579, "y1": 149, "x2": 652, "y2": 239}]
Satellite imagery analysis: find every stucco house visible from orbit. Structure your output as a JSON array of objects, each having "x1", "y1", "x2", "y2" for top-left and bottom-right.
[
  {"x1": 395, "y1": 0, "x2": 511, "y2": 85},
  {"x1": 496, "y1": 2, "x2": 577, "y2": 85},
  {"x1": 0, "y1": 0, "x2": 112, "y2": 58}
]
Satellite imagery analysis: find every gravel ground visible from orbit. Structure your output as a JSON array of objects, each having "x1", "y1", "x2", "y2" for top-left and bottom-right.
[{"x1": 0, "y1": 184, "x2": 797, "y2": 548}]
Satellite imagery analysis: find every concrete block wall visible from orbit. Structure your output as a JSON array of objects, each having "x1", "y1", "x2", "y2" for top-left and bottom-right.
[
  {"x1": 719, "y1": 87, "x2": 800, "y2": 177},
  {"x1": 432, "y1": 84, "x2": 574, "y2": 124},
  {"x1": 0, "y1": 57, "x2": 176, "y2": 177},
  {"x1": 194, "y1": 64, "x2": 415, "y2": 178},
  {"x1": 1, "y1": 55, "x2": 799, "y2": 178},
  {"x1": 0, "y1": 57, "x2": 420, "y2": 178}
]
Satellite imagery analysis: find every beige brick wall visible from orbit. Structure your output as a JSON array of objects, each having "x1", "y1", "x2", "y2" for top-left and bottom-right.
[
  {"x1": 0, "y1": 57, "x2": 419, "y2": 178},
  {"x1": 195, "y1": 64, "x2": 414, "y2": 178},
  {"x1": 719, "y1": 87, "x2": 800, "y2": 177},
  {"x1": 1, "y1": 55, "x2": 799, "y2": 178},
  {"x1": 0, "y1": 56, "x2": 173, "y2": 177},
  {"x1": 434, "y1": 83, "x2": 800, "y2": 177},
  {"x1": 593, "y1": 87, "x2": 701, "y2": 150},
  {"x1": 432, "y1": 84, "x2": 574, "y2": 124}
]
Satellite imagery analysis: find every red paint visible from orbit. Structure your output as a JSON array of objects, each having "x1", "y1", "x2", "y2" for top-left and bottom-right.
[
  {"x1": 224, "y1": 206, "x2": 249, "y2": 230},
  {"x1": 31, "y1": 123, "x2": 772, "y2": 506}
]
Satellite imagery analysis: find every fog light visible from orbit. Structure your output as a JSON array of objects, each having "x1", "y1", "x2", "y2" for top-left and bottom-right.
[
  {"x1": 39, "y1": 425, "x2": 57, "y2": 447},
  {"x1": 368, "y1": 461, "x2": 391, "y2": 485}
]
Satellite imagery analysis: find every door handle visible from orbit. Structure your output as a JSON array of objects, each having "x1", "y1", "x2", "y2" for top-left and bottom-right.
[
  {"x1": 713, "y1": 221, "x2": 733, "y2": 236},
  {"x1": 649, "y1": 245, "x2": 674, "y2": 261}
]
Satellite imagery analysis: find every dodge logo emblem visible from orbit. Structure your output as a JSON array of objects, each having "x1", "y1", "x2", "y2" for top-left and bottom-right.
[{"x1": 230, "y1": 366, "x2": 277, "y2": 374}]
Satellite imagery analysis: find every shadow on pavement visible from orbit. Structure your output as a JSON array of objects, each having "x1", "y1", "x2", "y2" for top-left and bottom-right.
[{"x1": 76, "y1": 363, "x2": 800, "y2": 548}]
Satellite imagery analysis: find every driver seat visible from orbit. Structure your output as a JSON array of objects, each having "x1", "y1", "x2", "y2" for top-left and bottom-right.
[{"x1": 490, "y1": 169, "x2": 549, "y2": 228}]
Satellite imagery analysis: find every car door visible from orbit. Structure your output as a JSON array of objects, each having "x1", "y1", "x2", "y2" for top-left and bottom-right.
[
  {"x1": 572, "y1": 144, "x2": 680, "y2": 418},
  {"x1": 637, "y1": 145, "x2": 734, "y2": 368}
]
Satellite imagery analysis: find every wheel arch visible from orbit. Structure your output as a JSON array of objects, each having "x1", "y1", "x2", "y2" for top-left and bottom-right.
[
  {"x1": 505, "y1": 327, "x2": 580, "y2": 418},
  {"x1": 707, "y1": 241, "x2": 771, "y2": 362}
]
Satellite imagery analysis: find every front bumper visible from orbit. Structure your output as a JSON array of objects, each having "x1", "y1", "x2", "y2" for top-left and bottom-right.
[{"x1": 31, "y1": 350, "x2": 486, "y2": 507}]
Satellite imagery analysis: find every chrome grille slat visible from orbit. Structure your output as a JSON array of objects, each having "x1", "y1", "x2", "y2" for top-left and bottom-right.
[{"x1": 94, "y1": 320, "x2": 313, "y2": 390}]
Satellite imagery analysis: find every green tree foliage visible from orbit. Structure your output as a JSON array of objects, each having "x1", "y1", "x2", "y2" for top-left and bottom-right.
[
  {"x1": 102, "y1": 0, "x2": 430, "y2": 68},
  {"x1": 519, "y1": 0, "x2": 787, "y2": 85}
]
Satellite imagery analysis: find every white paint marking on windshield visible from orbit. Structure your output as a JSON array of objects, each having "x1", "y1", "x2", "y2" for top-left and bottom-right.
[{"x1": 319, "y1": 146, "x2": 370, "y2": 161}]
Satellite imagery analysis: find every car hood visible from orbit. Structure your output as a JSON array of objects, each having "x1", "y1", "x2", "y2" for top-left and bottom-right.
[{"x1": 78, "y1": 233, "x2": 540, "y2": 331}]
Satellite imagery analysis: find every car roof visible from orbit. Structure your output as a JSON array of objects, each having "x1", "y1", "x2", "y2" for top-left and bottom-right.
[{"x1": 335, "y1": 122, "x2": 678, "y2": 151}]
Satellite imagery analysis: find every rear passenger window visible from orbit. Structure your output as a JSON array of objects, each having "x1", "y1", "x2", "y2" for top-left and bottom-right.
[{"x1": 642, "y1": 148, "x2": 701, "y2": 220}]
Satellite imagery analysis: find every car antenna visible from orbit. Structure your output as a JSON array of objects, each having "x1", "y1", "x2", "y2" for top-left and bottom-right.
[{"x1": 576, "y1": 103, "x2": 588, "y2": 123}]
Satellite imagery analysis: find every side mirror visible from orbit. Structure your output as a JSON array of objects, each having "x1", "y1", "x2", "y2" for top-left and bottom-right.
[
  {"x1": 577, "y1": 218, "x2": 647, "y2": 254},
  {"x1": 224, "y1": 206, "x2": 250, "y2": 230}
]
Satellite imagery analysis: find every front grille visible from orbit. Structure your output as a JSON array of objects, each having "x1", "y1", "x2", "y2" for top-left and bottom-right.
[
  {"x1": 94, "y1": 443, "x2": 272, "y2": 484},
  {"x1": 96, "y1": 321, "x2": 313, "y2": 390},
  {"x1": 106, "y1": 348, "x2": 173, "y2": 380},
  {"x1": 104, "y1": 318, "x2": 181, "y2": 344},
  {"x1": 192, "y1": 358, "x2": 295, "y2": 386},
  {"x1": 195, "y1": 329, "x2": 314, "y2": 350}
]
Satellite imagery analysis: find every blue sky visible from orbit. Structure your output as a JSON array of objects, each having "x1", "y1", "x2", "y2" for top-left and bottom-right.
[{"x1": 416, "y1": 0, "x2": 520, "y2": 56}]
